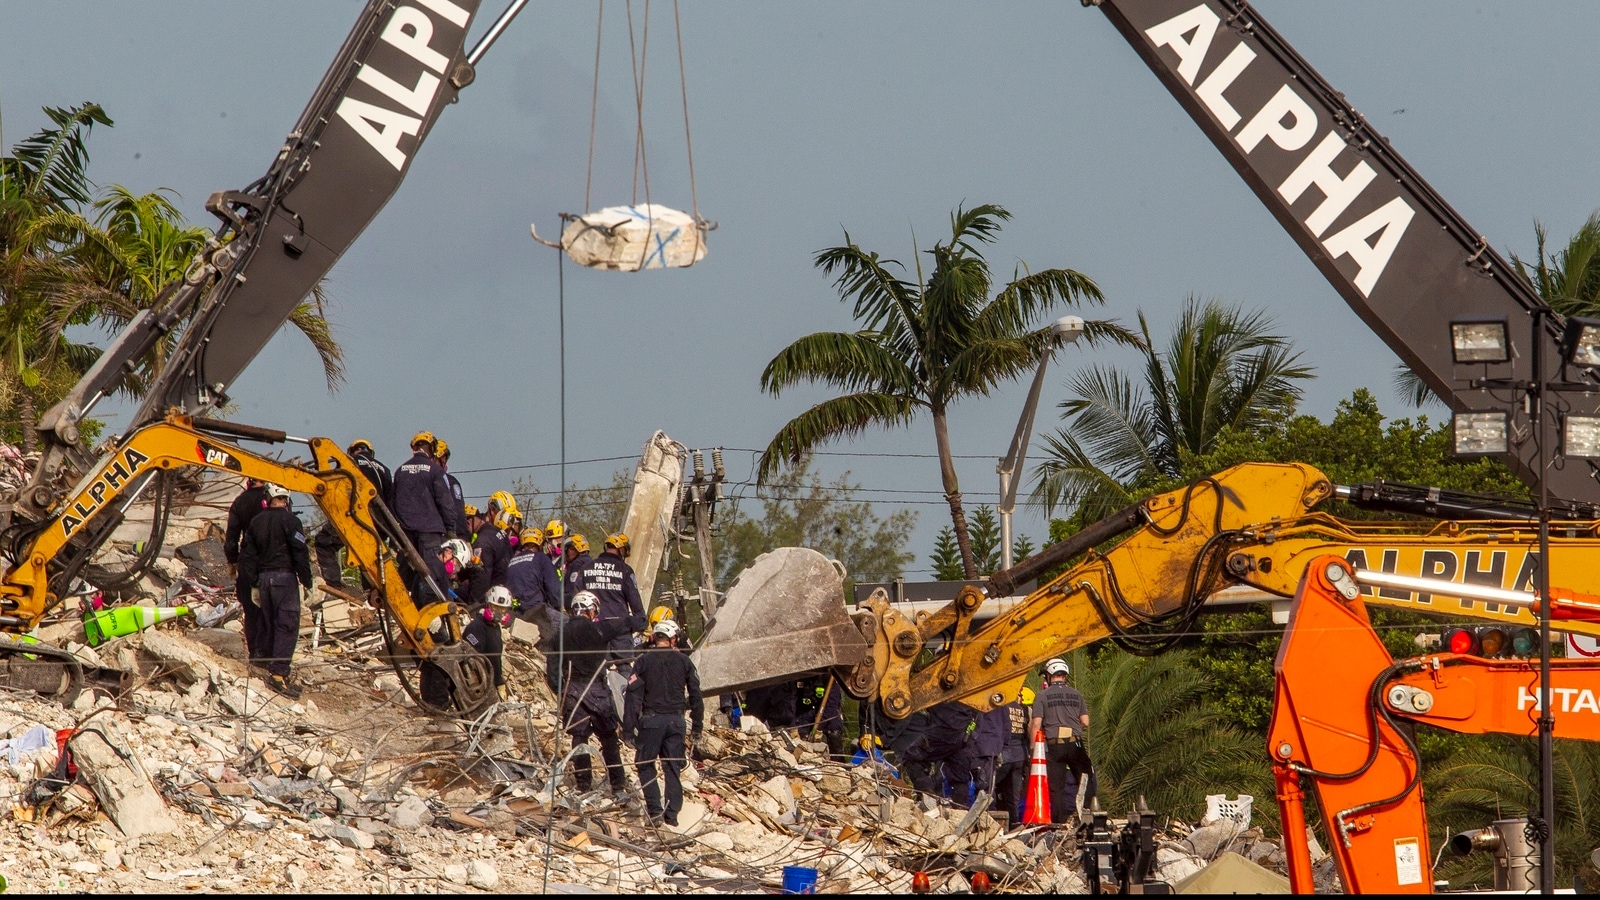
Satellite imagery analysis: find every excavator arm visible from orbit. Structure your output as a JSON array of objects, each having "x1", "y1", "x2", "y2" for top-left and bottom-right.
[
  {"x1": 0, "y1": 414, "x2": 494, "y2": 713},
  {"x1": 697, "y1": 460, "x2": 1600, "y2": 720},
  {"x1": 1270, "y1": 556, "x2": 1600, "y2": 893}
]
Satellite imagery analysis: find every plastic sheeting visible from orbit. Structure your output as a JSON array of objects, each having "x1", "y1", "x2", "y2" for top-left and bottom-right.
[{"x1": 550, "y1": 204, "x2": 709, "y2": 271}]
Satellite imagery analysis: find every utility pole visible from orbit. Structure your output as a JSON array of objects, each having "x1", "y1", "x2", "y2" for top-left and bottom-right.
[{"x1": 678, "y1": 448, "x2": 724, "y2": 634}]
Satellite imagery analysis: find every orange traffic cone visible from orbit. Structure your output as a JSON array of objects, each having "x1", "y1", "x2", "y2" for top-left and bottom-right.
[{"x1": 1022, "y1": 729, "x2": 1051, "y2": 824}]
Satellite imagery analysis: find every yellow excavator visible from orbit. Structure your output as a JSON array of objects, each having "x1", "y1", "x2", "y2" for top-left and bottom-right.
[
  {"x1": 0, "y1": 0, "x2": 536, "y2": 710},
  {"x1": 694, "y1": 461, "x2": 1600, "y2": 717}
]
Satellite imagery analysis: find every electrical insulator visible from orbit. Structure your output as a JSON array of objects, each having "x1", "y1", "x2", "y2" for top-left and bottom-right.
[
  {"x1": 693, "y1": 450, "x2": 706, "y2": 481},
  {"x1": 712, "y1": 447, "x2": 725, "y2": 480}
]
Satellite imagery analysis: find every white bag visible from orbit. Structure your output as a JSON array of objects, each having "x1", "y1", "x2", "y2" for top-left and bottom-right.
[{"x1": 549, "y1": 204, "x2": 709, "y2": 271}]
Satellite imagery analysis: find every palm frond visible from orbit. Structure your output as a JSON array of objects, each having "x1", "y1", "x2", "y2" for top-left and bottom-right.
[
  {"x1": 1058, "y1": 364, "x2": 1163, "y2": 482},
  {"x1": 945, "y1": 202, "x2": 1010, "y2": 257},
  {"x1": 1030, "y1": 429, "x2": 1136, "y2": 519},
  {"x1": 756, "y1": 391, "x2": 921, "y2": 484},
  {"x1": 1392, "y1": 363, "x2": 1442, "y2": 408},
  {"x1": 813, "y1": 239, "x2": 921, "y2": 337},
  {"x1": 287, "y1": 281, "x2": 344, "y2": 392},
  {"x1": 11, "y1": 103, "x2": 112, "y2": 206},
  {"x1": 759, "y1": 330, "x2": 921, "y2": 398},
  {"x1": 979, "y1": 266, "x2": 1106, "y2": 337}
]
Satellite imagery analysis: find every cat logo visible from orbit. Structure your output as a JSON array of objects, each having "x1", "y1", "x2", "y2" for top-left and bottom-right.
[
  {"x1": 60, "y1": 447, "x2": 153, "y2": 538},
  {"x1": 196, "y1": 441, "x2": 243, "y2": 472}
]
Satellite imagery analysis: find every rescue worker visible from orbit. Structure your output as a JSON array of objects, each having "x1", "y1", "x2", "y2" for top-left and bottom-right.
[
  {"x1": 558, "y1": 591, "x2": 630, "y2": 794},
  {"x1": 507, "y1": 526, "x2": 562, "y2": 643},
  {"x1": 223, "y1": 478, "x2": 269, "y2": 661},
  {"x1": 391, "y1": 431, "x2": 456, "y2": 598},
  {"x1": 647, "y1": 606, "x2": 692, "y2": 651},
  {"x1": 464, "y1": 505, "x2": 484, "y2": 542},
  {"x1": 438, "y1": 537, "x2": 474, "y2": 602},
  {"x1": 464, "y1": 585, "x2": 514, "y2": 700},
  {"x1": 468, "y1": 499, "x2": 512, "y2": 605},
  {"x1": 623, "y1": 618, "x2": 704, "y2": 827},
  {"x1": 744, "y1": 681, "x2": 798, "y2": 731},
  {"x1": 576, "y1": 533, "x2": 646, "y2": 664},
  {"x1": 1029, "y1": 658, "x2": 1094, "y2": 823},
  {"x1": 903, "y1": 700, "x2": 979, "y2": 807},
  {"x1": 236, "y1": 483, "x2": 312, "y2": 698},
  {"x1": 435, "y1": 439, "x2": 471, "y2": 539},
  {"x1": 563, "y1": 533, "x2": 593, "y2": 598},
  {"x1": 346, "y1": 439, "x2": 393, "y2": 508},
  {"x1": 993, "y1": 687, "x2": 1035, "y2": 826},
  {"x1": 962, "y1": 704, "x2": 1010, "y2": 807},
  {"x1": 796, "y1": 675, "x2": 846, "y2": 759},
  {"x1": 544, "y1": 519, "x2": 568, "y2": 572},
  {"x1": 315, "y1": 438, "x2": 395, "y2": 590}
]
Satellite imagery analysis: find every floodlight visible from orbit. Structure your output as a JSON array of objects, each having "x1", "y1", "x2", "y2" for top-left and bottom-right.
[
  {"x1": 1562, "y1": 414, "x2": 1600, "y2": 459},
  {"x1": 1560, "y1": 317, "x2": 1600, "y2": 368},
  {"x1": 1453, "y1": 411, "x2": 1509, "y2": 455},
  {"x1": 1450, "y1": 317, "x2": 1510, "y2": 364}
]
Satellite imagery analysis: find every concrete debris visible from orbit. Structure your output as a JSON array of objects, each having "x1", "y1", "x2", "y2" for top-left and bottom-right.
[{"x1": 0, "y1": 468, "x2": 1299, "y2": 893}]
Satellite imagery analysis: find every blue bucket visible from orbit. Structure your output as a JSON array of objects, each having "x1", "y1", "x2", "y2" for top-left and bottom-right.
[{"x1": 781, "y1": 865, "x2": 819, "y2": 894}]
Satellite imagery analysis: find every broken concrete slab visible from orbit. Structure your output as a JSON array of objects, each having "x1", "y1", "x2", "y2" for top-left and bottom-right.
[{"x1": 70, "y1": 729, "x2": 178, "y2": 838}]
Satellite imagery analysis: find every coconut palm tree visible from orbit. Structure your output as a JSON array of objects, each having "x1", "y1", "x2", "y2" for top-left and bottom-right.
[
  {"x1": 1032, "y1": 297, "x2": 1312, "y2": 521},
  {"x1": 0, "y1": 103, "x2": 115, "y2": 451},
  {"x1": 758, "y1": 203, "x2": 1132, "y2": 577}
]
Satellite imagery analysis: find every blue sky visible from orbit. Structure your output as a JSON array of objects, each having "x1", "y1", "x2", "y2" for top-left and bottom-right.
[{"x1": 5, "y1": 2, "x2": 1597, "y2": 575}]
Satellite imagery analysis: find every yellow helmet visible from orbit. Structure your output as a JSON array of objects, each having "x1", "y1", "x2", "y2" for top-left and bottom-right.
[
  {"x1": 544, "y1": 519, "x2": 567, "y2": 541},
  {"x1": 567, "y1": 533, "x2": 589, "y2": 554},
  {"x1": 435, "y1": 438, "x2": 451, "y2": 460},
  {"x1": 519, "y1": 526, "x2": 544, "y2": 546},
  {"x1": 649, "y1": 606, "x2": 675, "y2": 627},
  {"x1": 1019, "y1": 687, "x2": 1036, "y2": 706},
  {"x1": 410, "y1": 430, "x2": 436, "y2": 450},
  {"x1": 604, "y1": 532, "x2": 630, "y2": 552},
  {"x1": 489, "y1": 490, "x2": 518, "y2": 514},
  {"x1": 463, "y1": 504, "x2": 480, "y2": 518},
  {"x1": 347, "y1": 438, "x2": 374, "y2": 455}
]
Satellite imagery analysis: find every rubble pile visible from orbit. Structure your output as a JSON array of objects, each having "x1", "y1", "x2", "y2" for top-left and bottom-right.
[{"x1": 0, "y1": 470, "x2": 1298, "y2": 893}]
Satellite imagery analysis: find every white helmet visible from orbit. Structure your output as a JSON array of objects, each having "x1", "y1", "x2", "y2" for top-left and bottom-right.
[
  {"x1": 263, "y1": 483, "x2": 290, "y2": 500},
  {"x1": 439, "y1": 538, "x2": 471, "y2": 562},
  {"x1": 652, "y1": 619, "x2": 680, "y2": 641},
  {"x1": 485, "y1": 585, "x2": 514, "y2": 609},
  {"x1": 569, "y1": 591, "x2": 599, "y2": 615},
  {"x1": 1044, "y1": 658, "x2": 1070, "y2": 678}
]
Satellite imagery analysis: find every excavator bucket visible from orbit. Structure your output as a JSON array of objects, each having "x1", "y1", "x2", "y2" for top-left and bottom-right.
[{"x1": 692, "y1": 547, "x2": 869, "y2": 695}]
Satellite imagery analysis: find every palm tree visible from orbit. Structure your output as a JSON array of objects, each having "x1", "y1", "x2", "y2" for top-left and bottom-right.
[
  {"x1": 1033, "y1": 297, "x2": 1312, "y2": 521},
  {"x1": 1071, "y1": 645, "x2": 1272, "y2": 826},
  {"x1": 0, "y1": 103, "x2": 115, "y2": 451},
  {"x1": 758, "y1": 203, "x2": 1131, "y2": 577},
  {"x1": 50, "y1": 185, "x2": 346, "y2": 394}
]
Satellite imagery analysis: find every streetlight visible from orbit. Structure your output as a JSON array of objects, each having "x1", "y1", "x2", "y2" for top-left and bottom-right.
[
  {"x1": 1448, "y1": 310, "x2": 1600, "y2": 894},
  {"x1": 997, "y1": 315, "x2": 1084, "y2": 572}
]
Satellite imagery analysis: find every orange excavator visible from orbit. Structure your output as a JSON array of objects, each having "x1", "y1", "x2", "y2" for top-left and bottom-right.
[{"x1": 1273, "y1": 555, "x2": 1600, "y2": 893}]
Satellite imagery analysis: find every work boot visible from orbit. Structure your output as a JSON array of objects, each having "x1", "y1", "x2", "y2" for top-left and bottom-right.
[{"x1": 267, "y1": 673, "x2": 302, "y2": 700}]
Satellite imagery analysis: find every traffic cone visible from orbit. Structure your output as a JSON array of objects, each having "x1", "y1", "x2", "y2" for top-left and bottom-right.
[
  {"x1": 84, "y1": 606, "x2": 190, "y2": 646},
  {"x1": 1022, "y1": 729, "x2": 1051, "y2": 824}
]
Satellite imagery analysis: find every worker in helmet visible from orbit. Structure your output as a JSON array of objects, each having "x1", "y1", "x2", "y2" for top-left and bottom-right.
[
  {"x1": 507, "y1": 526, "x2": 562, "y2": 639},
  {"x1": 434, "y1": 439, "x2": 471, "y2": 539},
  {"x1": 1029, "y1": 658, "x2": 1094, "y2": 823},
  {"x1": 469, "y1": 497, "x2": 513, "y2": 602},
  {"x1": 795, "y1": 675, "x2": 845, "y2": 759},
  {"x1": 542, "y1": 519, "x2": 568, "y2": 580},
  {"x1": 437, "y1": 537, "x2": 476, "y2": 601},
  {"x1": 647, "y1": 606, "x2": 691, "y2": 651},
  {"x1": 464, "y1": 585, "x2": 515, "y2": 700},
  {"x1": 623, "y1": 617, "x2": 704, "y2": 827},
  {"x1": 236, "y1": 483, "x2": 313, "y2": 699},
  {"x1": 346, "y1": 439, "x2": 393, "y2": 508},
  {"x1": 391, "y1": 431, "x2": 456, "y2": 599},
  {"x1": 993, "y1": 686, "x2": 1037, "y2": 826},
  {"x1": 558, "y1": 591, "x2": 632, "y2": 794},
  {"x1": 224, "y1": 478, "x2": 270, "y2": 647},
  {"x1": 574, "y1": 532, "x2": 646, "y2": 665},
  {"x1": 563, "y1": 533, "x2": 593, "y2": 597}
]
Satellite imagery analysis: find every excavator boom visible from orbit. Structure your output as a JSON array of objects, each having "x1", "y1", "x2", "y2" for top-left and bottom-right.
[
  {"x1": 1272, "y1": 557, "x2": 1600, "y2": 893},
  {"x1": 0, "y1": 414, "x2": 493, "y2": 713}
]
